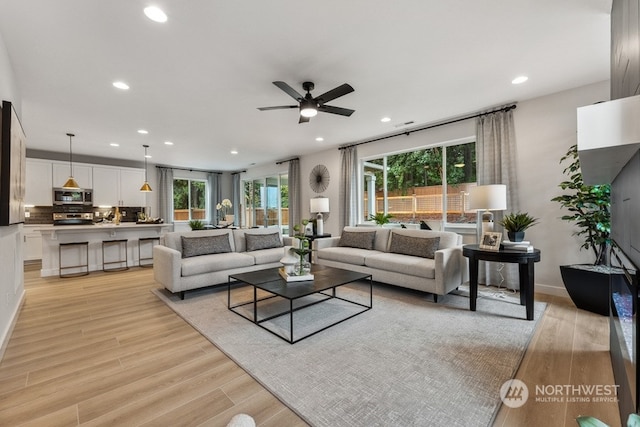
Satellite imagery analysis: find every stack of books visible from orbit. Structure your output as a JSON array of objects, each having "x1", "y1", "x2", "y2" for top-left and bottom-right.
[{"x1": 501, "y1": 240, "x2": 534, "y2": 252}]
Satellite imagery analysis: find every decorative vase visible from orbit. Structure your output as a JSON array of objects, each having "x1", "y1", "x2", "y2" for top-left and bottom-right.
[
  {"x1": 280, "y1": 246, "x2": 298, "y2": 275},
  {"x1": 295, "y1": 258, "x2": 311, "y2": 276},
  {"x1": 560, "y1": 264, "x2": 624, "y2": 316}
]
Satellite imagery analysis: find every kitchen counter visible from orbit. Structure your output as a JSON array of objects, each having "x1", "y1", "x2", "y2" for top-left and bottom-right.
[{"x1": 35, "y1": 223, "x2": 173, "y2": 277}]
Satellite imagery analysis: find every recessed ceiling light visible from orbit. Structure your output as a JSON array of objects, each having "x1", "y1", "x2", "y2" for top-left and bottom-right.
[
  {"x1": 381, "y1": 117, "x2": 391, "y2": 123},
  {"x1": 137, "y1": 129, "x2": 148, "y2": 134},
  {"x1": 144, "y1": 6, "x2": 167, "y2": 23},
  {"x1": 164, "y1": 141, "x2": 173, "y2": 145},
  {"x1": 315, "y1": 137, "x2": 324, "y2": 142},
  {"x1": 113, "y1": 81, "x2": 130, "y2": 90},
  {"x1": 110, "y1": 143, "x2": 119, "y2": 147},
  {"x1": 511, "y1": 76, "x2": 528, "y2": 85},
  {"x1": 230, "y1": 150, "x2": 238, "y2": 155}
]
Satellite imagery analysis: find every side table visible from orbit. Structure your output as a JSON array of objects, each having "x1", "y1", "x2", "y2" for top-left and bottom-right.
[
  {"x1": 306, "y1": 233, "x2": 331, "y2": 263},
  {"x1": 462, "y1": 244, "x2": 541, "y2": 320}
]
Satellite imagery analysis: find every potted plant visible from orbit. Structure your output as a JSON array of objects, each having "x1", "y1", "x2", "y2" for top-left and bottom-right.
[
  {"x1": 551, "y1": 144, "x2": 617, "y2": 316},
  {"x1": 499, "y1": 212, "x2": 539, "y2": 242},
  {"x1": 368, "y1": 212, "x2": 393, "y2": 226},
  {"x1": 189, "y1": 219, "x2": 204, "y2": 230}
]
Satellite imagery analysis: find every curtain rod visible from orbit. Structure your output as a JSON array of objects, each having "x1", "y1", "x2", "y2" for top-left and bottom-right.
[
  {"x1": 231, "y1": 170, "x2": 247, "y2": 175},
  {"x1": 156, "y1": 165, "x2": 222, "y2": 174},
  {"x1": 275, "y1": 157, "x2": 299, "y2": 165},
  {"x1": 339, "y1": 104, "x2": 517, "y2": 150}
]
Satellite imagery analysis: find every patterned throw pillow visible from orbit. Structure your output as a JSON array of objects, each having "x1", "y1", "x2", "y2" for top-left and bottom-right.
[
  {"x1": 338, "y1": 231, "x2": 376, "y2": 250},
  {"x1": 245, "y1": 232, "x2": 283, "y2": 252},
  {"x1": 181, "y1": 235, "x2": 232, "y2": 258},
  {"x1": 388, "y1": 233, "x2": 440, "y2": 259}
]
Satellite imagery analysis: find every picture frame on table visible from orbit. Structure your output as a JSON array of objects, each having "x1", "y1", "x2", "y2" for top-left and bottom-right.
[
  {"x1": 0, "y1": 100, "x2": 27, "y2": 226},
  {"x1": 479, "y1": 231, "x2": 502, "y2": 251}
]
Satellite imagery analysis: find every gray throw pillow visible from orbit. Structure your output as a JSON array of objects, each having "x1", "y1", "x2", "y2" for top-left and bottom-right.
[
  {"x1": 181, "y1": 235, "x2": 231, "y2": 258},
  {"x1": 338, "y1": 231, "x2": 376, "y2": 250},
  {"x1": 245, "y1": 232, "x2": 283, "y2": 252},
  {"x1": 388, "y1": 233, "x2": 440, "y2": 259}
]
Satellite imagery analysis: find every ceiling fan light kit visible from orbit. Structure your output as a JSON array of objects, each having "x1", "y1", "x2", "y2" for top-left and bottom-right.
[{"x1": 258, "y1": 81, "x2": 354, "y2": 123}]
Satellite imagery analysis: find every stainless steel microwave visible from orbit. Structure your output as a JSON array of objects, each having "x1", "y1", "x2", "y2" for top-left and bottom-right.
[{"x1": 52, "y1": 188, "x2": 93, "y2": 206}]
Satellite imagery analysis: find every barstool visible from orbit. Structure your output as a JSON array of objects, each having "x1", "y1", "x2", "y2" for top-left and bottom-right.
[
  {"x1": 59, "y1": 241, "x2": 89, "y2": 278},
  {"x1": 138, "y1": 236, "x2": 160, "y2": 268},
  {"x1": 102, "y1": 239, "x2": 129, "y2": 272}
]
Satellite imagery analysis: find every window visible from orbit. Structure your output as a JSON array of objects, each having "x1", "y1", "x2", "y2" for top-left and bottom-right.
[
  {"x1": 243, "y1": 174, "x2": 289, "y2": 234},
  {"x1": 173, "y1": 178, "x2": 208, "y2": 222},
  {"x1": 362, "y1": 140, "x2": 477, "y2": 226}
]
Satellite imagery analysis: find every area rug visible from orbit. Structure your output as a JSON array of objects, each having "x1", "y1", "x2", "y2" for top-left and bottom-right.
[{"x1": 153, "y1": 282, "x2": 546, "y2": 427}]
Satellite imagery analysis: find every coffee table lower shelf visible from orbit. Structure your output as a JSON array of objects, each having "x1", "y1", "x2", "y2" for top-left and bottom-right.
[{"x1": 228, "y1": 267, "x2": 372, "y2": 344}]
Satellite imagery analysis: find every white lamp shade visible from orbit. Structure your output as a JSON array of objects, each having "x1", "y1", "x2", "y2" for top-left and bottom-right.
[
  {"x1": 468, "y1": 184, "x2": 507, "y2": 211},
  {"x1": 310, "y1": 197, "x2": 329, "y2": 213}
]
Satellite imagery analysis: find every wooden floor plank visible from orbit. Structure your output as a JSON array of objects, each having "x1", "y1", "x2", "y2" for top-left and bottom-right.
[{"x1": 0, "y1": 265, "x2": 622, "y2": 426}]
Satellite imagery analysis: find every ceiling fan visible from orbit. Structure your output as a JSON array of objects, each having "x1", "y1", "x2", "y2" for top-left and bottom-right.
[{"x1": 258, "y1": 81, "x2": 354, "y2": 123}]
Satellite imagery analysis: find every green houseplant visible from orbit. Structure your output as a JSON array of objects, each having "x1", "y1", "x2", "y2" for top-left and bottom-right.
[
  {"x1": 368, "y1": 212, "x2": 393, "y2": 226},
  {"x1": 499, "y1": 212, "x2": 539, "y2": 242},
  {"x1": 189, "y1": 219, "x2": 204, "y2": 230},
  {"x1": 551, "y1": 144, "x2": 615, "y2": 316}
]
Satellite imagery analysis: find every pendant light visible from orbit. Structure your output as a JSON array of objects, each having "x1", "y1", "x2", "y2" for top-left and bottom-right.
[
  {"x1": 140, "y1": 144, "x2": 152, "y2": 192},
  {"x1": 62, "y1": 133, "x2": 80, "y2": 189}
]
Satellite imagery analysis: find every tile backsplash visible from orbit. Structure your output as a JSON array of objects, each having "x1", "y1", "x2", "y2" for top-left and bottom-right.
[{"x1": 25, "y1": 206, "x2": 145, "y2": 225}]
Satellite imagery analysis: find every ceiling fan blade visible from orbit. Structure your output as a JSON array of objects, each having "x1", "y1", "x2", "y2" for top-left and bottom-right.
[
  {"x1": 318, "y1": 105, "x2": 355, "y2": 116},
  {"x1": 298, "y1": 115, "x2": 311, "y2": 124},
  {"x1": 257, "y1": 105, "x2": 298, "y2": 111},
  {"x1": 273, "y1": 81, "x2": 304, "y2": 101},
  {"x1": 315, "y1": 83, "x2": 354, "y2": 104}
]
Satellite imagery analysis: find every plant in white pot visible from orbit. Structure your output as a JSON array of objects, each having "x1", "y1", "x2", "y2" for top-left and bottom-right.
[{"x1": 551, "y1": 144, "x2": 616, "y2": 316}]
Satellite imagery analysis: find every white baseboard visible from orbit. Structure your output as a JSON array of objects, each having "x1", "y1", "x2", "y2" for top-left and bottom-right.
[
  {"x1": 534, "y1": 282, "x2": 569, "y2": 298},
  {"x1": 0, "y1": 289, "x2": 25, "y2": 362}
]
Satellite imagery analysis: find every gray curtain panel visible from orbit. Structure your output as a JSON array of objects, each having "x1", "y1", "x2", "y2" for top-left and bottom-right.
[
  {"x1": 232, "y1": 172, "x2": 241, "y2": 226},
  {"x1": 288, "y1": 159, "x2": 301, "y2": 235},
  {"x1": 207, "y1": 172, "x2": 221, "y2": 224},
  {"x1": 339, "y1": 146, "x2": 358, "y2": 230},
  {"x1": 476, "y1": 109, "x2": 520, "y2": 289},
  {"x1": 157, "y1": 167, "x2": 174, "y2": 223}
]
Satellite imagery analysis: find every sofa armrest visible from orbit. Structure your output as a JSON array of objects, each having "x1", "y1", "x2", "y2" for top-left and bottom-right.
[
  {"x1": 314, "y1": 236, "x2": 341, "y2": 250},
  {"x1": 153, "y1": 245, "x2": 183, "y2": 293},
  {"x1": 434, "y1": 246, "x2": 464, "y2": 295}
]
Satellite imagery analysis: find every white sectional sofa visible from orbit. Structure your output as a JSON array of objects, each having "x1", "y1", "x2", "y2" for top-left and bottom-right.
[
  {"x1": 315, "y1": 226, "x2": 465, "y2": 301},
  {"x1": 153, "y1": 227, "x2": 293, "y2": 299}
]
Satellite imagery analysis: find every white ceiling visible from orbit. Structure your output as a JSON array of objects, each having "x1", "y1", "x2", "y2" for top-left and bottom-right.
[{"x1": 0, "y1": 0, "x2": 612, "y2": 171}]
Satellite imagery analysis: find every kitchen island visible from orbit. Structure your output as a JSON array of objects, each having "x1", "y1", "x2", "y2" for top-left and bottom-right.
[{"x1": 35, "y1": 223, "x2": 173, "y2": 277}]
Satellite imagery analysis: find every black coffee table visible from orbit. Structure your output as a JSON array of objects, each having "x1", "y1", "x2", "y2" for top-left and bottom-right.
[{"x1": 228, "y1": 265, "x2": 372, "y2": 344}]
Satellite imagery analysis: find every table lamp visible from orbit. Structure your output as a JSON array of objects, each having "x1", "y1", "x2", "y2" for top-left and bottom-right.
[
  {"x1": 468, "y1": 184, "x2": 507, "y2": 243},
  {"x1": 310, "y1": 197, "x2": 330, "y2": 235}
]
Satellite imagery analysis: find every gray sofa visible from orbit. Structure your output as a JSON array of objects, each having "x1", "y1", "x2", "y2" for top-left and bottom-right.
[
  {"x1": 315, "y1": 226, "x2": 465, "y2": 301},
  {"x1": 153, "y1": 227, "x2": 293, "y2": 299}
]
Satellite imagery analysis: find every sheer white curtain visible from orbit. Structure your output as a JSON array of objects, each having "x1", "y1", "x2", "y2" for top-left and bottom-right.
[
  {"x1": 288, "y1": 159, "x2": 301, "y2": 235},
  {"x1": 157, "y1": 167, "x2": 173, "y2": 223},
  {"x1": 476, "y1": 109, "x2": 520, "y2": 289},
  {"x1": 339, "y1": 146, "x2": 358, "y2": 230}
]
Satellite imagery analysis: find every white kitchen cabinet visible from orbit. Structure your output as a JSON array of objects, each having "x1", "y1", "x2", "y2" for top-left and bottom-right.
[
  {"x1": 25, "y1": 159, "x2": 53, "y2": 205},
  {"x1": 23, "y1": 225, "x2": 42, "y2": 261},
  {"x1": 52, "y1": 162, "x2": 92, "y2": 189},
  {"x1": 92, "y1": 166, "x2": 145, "y2": 207}
]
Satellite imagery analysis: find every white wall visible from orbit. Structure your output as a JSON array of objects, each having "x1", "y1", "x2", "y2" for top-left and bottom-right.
[
  {"x1": 0, "y1": 30, "x2": 25, "y2": 358},
  {"x1": 244, "y1": 80, "x2": 610, "y2": 295}
]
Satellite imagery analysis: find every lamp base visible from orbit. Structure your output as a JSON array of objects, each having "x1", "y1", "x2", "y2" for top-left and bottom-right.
[{"x1": 316, "y1": 213, "x2": 324, "y2": 236}]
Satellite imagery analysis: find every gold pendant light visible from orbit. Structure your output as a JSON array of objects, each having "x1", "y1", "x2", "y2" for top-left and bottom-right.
[
  {"x1": 140, "y1": 144, "x2": 152, "y2": 192},
  {"x1": 62, "y1": 132, "x2": 80, "y2": 189}
]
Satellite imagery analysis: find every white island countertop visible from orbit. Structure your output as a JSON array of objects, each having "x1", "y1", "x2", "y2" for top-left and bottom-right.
[{"x1": 37, "y1": 223, "x2": 173, "y2": 277}]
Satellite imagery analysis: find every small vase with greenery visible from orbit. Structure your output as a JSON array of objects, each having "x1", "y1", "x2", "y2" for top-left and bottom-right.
[
  {"x1": 189, "y1": 219, "x2": 204, "y2": 230},
  {"x1": 499, "y1": 212, "x2": 539, "y2": 242},
  {"x1": 368, "y1": 212, "x2": 393, "y2": 226},
  {"x1": 290, "y1": 219, "x2": 312, "y2": 275}
]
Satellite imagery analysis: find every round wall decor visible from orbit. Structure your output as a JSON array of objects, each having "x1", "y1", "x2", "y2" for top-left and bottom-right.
[{"x1": 309, "y1": 164, "x2": 330, "y2": 193}]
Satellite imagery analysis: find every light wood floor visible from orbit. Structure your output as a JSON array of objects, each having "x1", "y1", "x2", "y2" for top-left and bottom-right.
[{"x1": 0, "y1": 265, "x2": 621, "y2": 426}]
